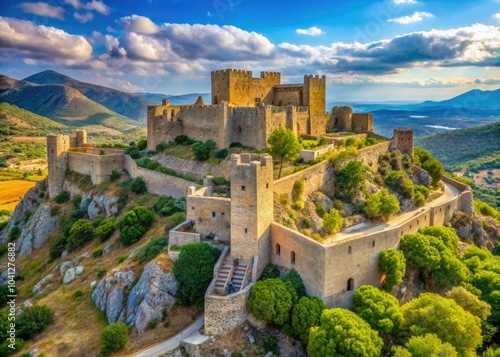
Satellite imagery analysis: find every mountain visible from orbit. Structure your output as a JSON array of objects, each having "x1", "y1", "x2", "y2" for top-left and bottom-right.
[
  {"x1": 0, "y1": 74, "x2": 138, "y2": 131},
  {"x1": 136, "y1": 92, "x2": 211, "y2": 106},
  {"x1": 24, "y1": 70, "x2": 155, "y2": 123},
  {"x1": 417, "y1": 89, "x2": 500, "y2": 110}
]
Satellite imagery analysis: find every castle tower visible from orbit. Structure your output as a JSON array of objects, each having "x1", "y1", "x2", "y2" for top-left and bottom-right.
[
  {"x1": 230, "y1": 154, "x2": 274, "y2": 265},
  {"x1": 303, "y1": 75, "x2": 326, "y2": 115},
  {"x1": 47, "y1": 135, "x2": 70, "y2": 198},
  {"x1": 391, "y1": 129, "x2": 414, "y2": 157},
  {"x1": 330, "y1": 106, "x2": 354, "y2": 132},
  {"x1": 75, "y1": 129, "x2": 87, "y2": 147}
]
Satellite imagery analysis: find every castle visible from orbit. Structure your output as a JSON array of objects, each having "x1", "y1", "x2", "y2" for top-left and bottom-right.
[
  {"x1": 147, "y1": 69, "x2": 373, "y2": 150},
  {"x1": 46, "y1": 69, "x2": 473, "y2": 337}
]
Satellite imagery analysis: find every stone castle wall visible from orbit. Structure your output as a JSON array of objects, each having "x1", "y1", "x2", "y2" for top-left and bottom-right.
[
  {"x1": 186, "y1": 194, "x2": 231, "y2": 241},
  {"x1": 67, "y1": 152, "x2": 124, "y2": 185},
  {"x1": 391, "y1": 129, "x2": 414, "y2": 156},
  {"x1": 352, "y1": 113, "x2": 374, "y2": 133},
  {"x1": 358, "y1": 141, "x2": 391, "y2": 171}
]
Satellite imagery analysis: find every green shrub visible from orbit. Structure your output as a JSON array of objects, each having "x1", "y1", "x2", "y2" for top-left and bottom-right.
[
  {"x1": 7, "y1": 225, "x2": 20, "y2": 242},
  {"x1": 73, "y1": 289, "x2": 85, "y2": 299},
  {"x1": 165, "y1": 212, "x2": 186, "y2": 231},
  {"x1": 212, "y1": 177, "x2": 230, "y2": 186},
  {"x1": 137, "y1": 139, "x2": 147, "y2": 151},
  {"x1": 0, "y1": 245, "x2": 7, "y2": 258},
  {"x1": 130, "y1": 177, "x2": 147, "y2": 194},
  {"x1": 147, "y1": 319, "x2": 158, "y2": 329},
  {"x1": 71, "y1": 208, "x2": 87, "y2": 220},
  {"x1": 119, "y1": 206, "x2": 155, "y2": 246},
  {"x1": 378, "y1": 249, "x2": 406, "y2": 292},
  {"x1": 119, "y1": 178, "x2": 132, "y2": 188},
  {"x1": 215, "y1": 148, "x2": 229, "y2": 159},
  {"x1": 259, "y1": 263, "x2": 280, "y2": 281},
  {"x1": 54, "y1": 191, "x2": 70, "y2": 204},
  {"x1": 38, "y1": 191, "x2": 45, "y2": 199},
  {"x1": 92, "y1": 247, "x2": 104, "y2": 258},
  {"x1": 292, "y1": 179, "x2": 305, "y2": 209},
  {"x1": 282, "y1": 268, "x2": 306, "y2": 298},
  {"x1": 175, "y1": 134, "x2": 189, "y2": 145},
  {"x1": 109, "y1": 170, "x2": 121, "y2": 181},
  {"x1": 0, "y1": 284, "x2": 16, "y2": 307},
  {"x1": 248, "y1": 279, "x2": 294, "y2": 326},
  {"x1": 97, "y1": 269, "x2": 107, "y2": 279},
  {"x1": 323, "y1": 209, "x2": 343, "y2": 234},
  {"x1": 135, "y1": 237, "x2": 168, "y2": 263},
  {"x1": 95, "y1": 217, "x2": 116, "y2": 242},
  {"x1": 117, "y1": 255, "x2": 128, "y2": 263},
  {"x1": 49, "y1": 234, "x2": 67, "y2": 261},
  {"x1": 192, "y1": 140, "x2": 216, "y2": 161},
  {"x1": 229, "y1": 141, "x2": 243, "y2": 148},
  {"x1": 414, "y1": 191, "x2": 426, "y2": 207},
  {"x1": 17, "y1": 305, "x2": 54, "y2": 340},
  {"x1": 67, "y1": 219, "x2": 95, "y2": 251},
  {"x1": 366, "y1": 189, "x2": 400, "y2": 220},
  {"x1": 100, "y1": 322, "x2": 128, "y2": 356},
  {"x1": 155, "y1": 142, "x2": 169, "y2": 153}
]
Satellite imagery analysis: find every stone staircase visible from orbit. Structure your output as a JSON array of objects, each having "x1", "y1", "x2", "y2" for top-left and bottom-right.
[{"x1": 213, "y1": 257, "x2": 251, "y2": 294}]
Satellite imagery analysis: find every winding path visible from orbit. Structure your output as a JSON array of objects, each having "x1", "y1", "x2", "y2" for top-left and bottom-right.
[{"x1": 131, "y1": 314, "x2": 204, "y2": 357}]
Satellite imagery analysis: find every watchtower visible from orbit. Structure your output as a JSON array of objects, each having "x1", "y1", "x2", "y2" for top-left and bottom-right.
[
  {"x1": 392, "y1": 129, "x2": 414, "y2": 157},
  {"x1": 229, "y1": 154, "x2": 274, "y2": 266},
  {"x1": 303, "y1": 75, "x2": 326, "y2": 115},
  {"x1": 47, "y1": 135, "x2": 70, "y2": 198},
  {"x1": 75, "y1": 129, "x2": 87, "y2": 147}
]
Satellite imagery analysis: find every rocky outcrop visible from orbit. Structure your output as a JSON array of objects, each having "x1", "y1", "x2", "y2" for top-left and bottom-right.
[
  {"x1": 92, "y1": 269, "x2": 136, "y2": 324},
  {"x1": 17, "y1": 204, "x2": 60, "y2": 256},
  {"x1": 87, "y1": 195, "x2": 119, "y2": 219},
  {"x1": 126, "y1": 262, "x2": 178, "y2": 333},
  {"x1": 411, "y1": 165, "x2": 431, "y2": 188},
  {"x1": 63, "y1": 268, "x2": 76, "y2": 284},
  {"x1": 450, "y1": 211, "x2": 499, "y2": 249},
  {"x1": 33, "y1": 273, "x2": 54, "y2": 295},
  {"x1": 91, "y1": 262, "x2": 178, "y2": 332},
  {"x1": 0, "y1": 179, "x2": 46, "y2": 243}
]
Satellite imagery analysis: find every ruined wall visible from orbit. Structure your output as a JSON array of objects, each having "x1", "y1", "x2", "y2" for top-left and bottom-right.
[
  {"x1": 186, "y1": 195, "x2": 231, "y2": 241},
  {"x1": 47, "y1": 135, "x2": 70, "y2": 198},
  {"x1": 352, "y1": 113, "x2": 374, "y2": 133},
  {"x1": 124, "y1": 156, "x2": 198, "y2": 199},
  {"x1": 358, "y1": 141, "x2": 391, "y2": 171},
  {"x1": 391, "y1": 129, "x2": 414, "y2": 157},
  {"x1": 204, "y1": 283, "x2": 253, "y2": 335},
  {"x1": 273, "y1": 86, "x2": 303, "y2": 106},
  {"x1": 230, "y1": 154, "x2": 274, "y2": 261},
  {"x1": 300, "y1": 144, "x2": 335, "y2": 163},
  {"x1": 273, "y1": 160, "x2": 335, "y2": 197},
  {"x1": 270, "y1": 223, "x2": 325, "y2": 297},
  {"x1": 67, "y1": 152, "x2": 124, "y2": 185}
]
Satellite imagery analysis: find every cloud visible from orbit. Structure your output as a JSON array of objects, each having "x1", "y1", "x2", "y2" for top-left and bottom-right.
[
  {"x1": 74, "y1": 12, "x2": 93, "y2": 23},
  {"x1": 493, "y1": 13, "x2": 500, "y2": 24},
  {"x1": 388, "y1": 11, "x2": 433, "y2": 24},
  {"x1": 393, "y1": 0, "x2": 417, "y2": 3},
  {"x1": 474, "y1": 78, "x2": 500, "y2": 85},
  {"x1": 106, "y1": 26, "x2": 116, "y2": 33},
  {"x1": 295, "y1": 26, "x2": 325, "y2": 36},
  {"x1": 119, "y1": 15, "x2": 160, "y2": 34},
  {"x1": 64, "y1": 0, "x2": 109, "y2": 15},
  {"x1": 19, "y1": 2, "x2": 65, "y2": 20},
  {"x1": 0, "y1": 16, "x2": 92, "y2": 60}
]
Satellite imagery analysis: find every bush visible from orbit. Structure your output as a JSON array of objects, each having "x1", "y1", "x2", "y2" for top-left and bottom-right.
[
  {"x1": 192, "y1": 140, "x2": 216, "y2": 161},
  {"x1": 137, "y1": 139, "x2": 147, "y2": 151},
  {"x1": 7, "y1": 225, "x2": 20, "y2": 242},
  {"x1": 49, "y1": 234, "x2": 67, "y2": 261},
  {"x1": 414, "y1": 191, "x2": 426, "y2": 207},
  {"x1": 215, "y1": 148, "x2": 229, "y2": 159},
  {"x1": 292, "y1": 179, "x2": 305, "y2": 209},
  {"x1": 135, "y1": 237, "x2": 168, "y2": 263},
  {"x1": 67, "y1": 219, "x2": 95, "y2": 251},
  {"x1": 212, "y1": 177, "x2": 230, "y2": 186},
  {"x1": 92, "y1": 247, "x2": 104, "y2": 258},
  {"x1": 100, "y1": 322, "x2": 128, "y2": 356},
  {"x1": 175, "y1": 134, "x2": 189, "y2": 145},
  {"x1": 73, "y1": 289, "x2": 85, "y2": 299},
  {"x1": 323, "y1": 209, "x2": 343, "y2": 234},
  {"x1": 282, "y1": 268, "x2": 306, "y2": 298},
  {"x1": 72, "y1": 194, "x2": 82, "y2": 209},
  {"x1": 260, "y1": 263, "x2": 280, "y2": 280},
  {"x1": 0, "y1": 284, "x2": 16, "y2": 307},
  {"x1": 109, "y1": 170, "x2": 121, "y2": 181},
  {"x1": 165, "y1": 212, "x2": 186, "y2": 231},
  {"x1": 147, "y1": 319, "x2": 158, "y2": 329},
  {"x1": 336, "y1": 160, "x2": 366, "y2": 198},
  {"x1": 229, "y1": 141, "x2": 243, "y2": 148},
  {"x1": 17, "y1": 305, "x2": 54, "y2": 340},
  {"x1": 248, "y1": 279, "x2": 294, "y2": 326},
  {"x1": 130, "y1": 177, "x2": 147, "y2": 194},
  {"x1": 95, "y1": 217, "x2": 116, "y2": 242},
  {"x1": 119, "y1": 206, "x2": 155, "y2": 246},
  {"x1": 54, "y1": 191, "x2": 70, "y2": 204},
  {"x1": 378, "y1": 249, "x2": 406, "y2": 292},
  {"x1": 173, "y1": 243, "x2": 221, "y2": 308},
  {"x1": 291, "y1": 296, "x2": 326, "y2": 344},
  {"x1": 366, "y1": 189, "x2": 400, "y2": 220}
]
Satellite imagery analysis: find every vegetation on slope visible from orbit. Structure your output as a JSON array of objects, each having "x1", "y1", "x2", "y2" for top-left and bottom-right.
[{"x1": 0, "y1": 102, "x2": 67, "y2": 136}]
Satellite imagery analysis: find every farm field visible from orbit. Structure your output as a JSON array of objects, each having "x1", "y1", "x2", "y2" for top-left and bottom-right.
[{"x1": 0, "y1": 180, "x2": 36, "y2": 211}]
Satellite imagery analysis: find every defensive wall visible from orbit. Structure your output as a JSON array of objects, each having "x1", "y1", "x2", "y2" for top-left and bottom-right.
[
  {"x1": 67, "y1": 151, "x2": 124, "y2": 185},
  {"x1": 168, "y1": 220, "x2": 201, "y2": 249}
]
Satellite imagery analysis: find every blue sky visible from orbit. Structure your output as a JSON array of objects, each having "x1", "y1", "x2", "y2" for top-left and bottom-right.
[{"x1": 0, "y1": 0, "x2": 499, "y2": 102}]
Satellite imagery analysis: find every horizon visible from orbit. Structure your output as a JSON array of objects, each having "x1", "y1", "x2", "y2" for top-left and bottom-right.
[{"x1": 0, "y1": 0, "x2": 499, "y2": 102}]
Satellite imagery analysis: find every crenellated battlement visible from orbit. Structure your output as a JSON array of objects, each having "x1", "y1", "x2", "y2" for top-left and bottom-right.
[{"x1": 260, "y1": 71, "x2": 281, "y2": 79}]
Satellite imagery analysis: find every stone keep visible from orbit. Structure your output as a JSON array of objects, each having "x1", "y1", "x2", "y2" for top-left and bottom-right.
[{"x1": 229, "y1": 154, "x2": 274, "y2": 263}]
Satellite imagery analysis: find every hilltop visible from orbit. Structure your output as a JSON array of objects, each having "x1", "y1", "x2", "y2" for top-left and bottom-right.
[{"x1": 24, "y1": 70, "x2": 155, "y2": 123}]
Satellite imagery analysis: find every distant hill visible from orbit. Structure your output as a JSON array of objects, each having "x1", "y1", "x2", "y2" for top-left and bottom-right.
[
  {"x1": 417, "y1": 89, "x2": 500, "y2": 110},
  {"x1": 24, "y1": 70, "x2": 155, "y2": 123},
  {"x1": 0, "y1": 102, "x2": 68, "y2": 136},
  {"x1": 136, "y1": 92, "x2": 211, "y2": 106},
  {"x1": 415, "y1": 122, "x2": 500, "y2": 169},
  {"x1": 0, "y1": 74, "x2": 138, "y2": 131}
]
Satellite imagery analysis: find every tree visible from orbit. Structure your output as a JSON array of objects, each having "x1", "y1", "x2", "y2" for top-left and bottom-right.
[
  {"x1": 67, "y1": 219, "x2": 95, "y2": 251},
  {"x1": 119, "y1": 206, "x2": 155, "y2": 246},
  {"x1": 173, "y1": 243, "x2": 221, "y2": 308},
  {"x1": 267, "y1": 126, "x2": 301, "y2": 178},
  {"x1": 95, "y1": 217, "x2": 117, "y2": 242},
  {"x1": 352, "y1": 285, "x2": 402, "y2": 335},
  {"x1": 291, "y1": 296, "x2": 326, "y2": 344},
  {"x1": 282, "y1": 268, "x2": 306, "y2": 298},
  {"x1": 336, "y1": 160, "x2": 366, "y2": 198},
  {"x1": 137, "y1": 139, "x2": 147, "y2": 151},
  {"x1": 418, "y1": 226, "x2": 458, "y2": 251},
  {"x1": 130, "y1": 177, "x2": 147, "y2": 194},
  {"x1": 366, "y1": 189, "x2": 400, "y2": 220},
  {"x1": 308, "y1": 308, "x2": 383, "y2": 357},
  {"x1": 100, "y1": 322, "x2": 128, "y2": 356},
  {"x1": 400, "y1": 233, "x2": 441, "y2": 270},
  {"x1": 323, "y1": 209, "x2": 343, "y2": 234},
  {"x1": 445, "y1": 286, "x2": 491, "y2": 321},
  {"x1": 393, "y1": 334, "x2": 458, "y2": 357},
  {"x1": 400, "y1": 293, "x2": 482, "y2": 356},
  {"x1": 191, "y1": 140, "x2": 215, "y2": 161},
  {"x1": 378, "y1": 249, "x2": 406, "y2": 292},
  {"x1": 17, "y1": 305, "x2": 54, "y2": 339},
  {"x1": 423, "y1": 158, "x2": 444, "y2": 187},
  {"x1": 248, "y1": 278, "x2": 294, "y2": 326}
]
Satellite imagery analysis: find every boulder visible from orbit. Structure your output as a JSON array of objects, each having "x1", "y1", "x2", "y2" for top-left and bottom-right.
[
  {"x1": 76, "y1": 266, "x2": 84, "y2": 275},
  {"x1": 33, "y1": 274, "x2": 54, "y2": 295},
  {"x1": 60, "y1": 261, "x2": 74, "y2": 275},
  {"x1": 103, "y1": 244, "x2": 112, "y2": 255},
  {"x1": 63, "y1": 268, "x2": 76, "y2": 284},
  {"x1": 87, "y1": 195, "x2": 119, "y2": 219},
  {"x1": 17, "y1": 204, "x2": 61, "y2": 256},
  {"x1": 90, "y1": 281, "x2": 97, "y2": 289}
]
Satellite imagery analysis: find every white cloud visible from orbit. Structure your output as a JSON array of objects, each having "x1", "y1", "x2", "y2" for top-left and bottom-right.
[
  {"x1": 119, "y1": 15, "x2": 160, "y2": 34},
  {"x1": 19, "y1": 2, "x2": 65, "y2": 20},
  {"x1": 64, "y1": 0, "x2": 109, "y2": 15},
  {"x1": 106, "y1": 26, "x2": 117, "y2": 33},
  {"x1": 388, "y1": 11, "x2": 433, "y2": 24},
  {"x1": 0, "y1": 16, "x2": 92, "y2": 60},
  {"x1": 493, "y1": 13, "x2": 500, "y2": 24},
  {"x1": 394, "y1": 0, "x2": 417, "y2": 3},
  {"x1": 74, "y1": 12, "x2": 93, "y2": 24},
  {"x1": 295, "y1": 26, "x2": 325, "y2": 36}
]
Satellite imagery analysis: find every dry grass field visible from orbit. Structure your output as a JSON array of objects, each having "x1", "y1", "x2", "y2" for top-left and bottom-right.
[
  {"x1": 11, "y1": 136, "x2": 47, "y2": 144},
  {"x1": 0, "y1": 180, "x2": 36, "y2": 211}
]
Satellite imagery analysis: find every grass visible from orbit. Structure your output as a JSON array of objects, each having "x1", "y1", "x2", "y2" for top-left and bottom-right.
[{"x1": 0, "y1": 180, "x2": 37, "y2": 211}]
